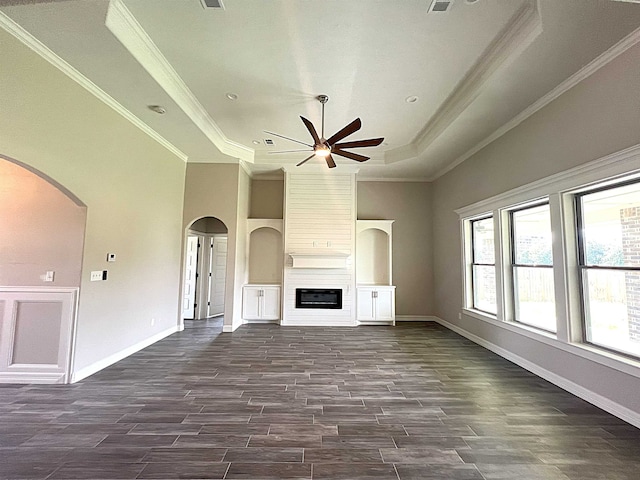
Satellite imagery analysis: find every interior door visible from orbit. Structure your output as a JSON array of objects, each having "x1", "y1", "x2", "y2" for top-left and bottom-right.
[
  {"x1": 182, "y1": 235, "x2": 199, "y2": 319},
  {"x1": 208, "y1": 236, "x2": 227, "y2": 317}
]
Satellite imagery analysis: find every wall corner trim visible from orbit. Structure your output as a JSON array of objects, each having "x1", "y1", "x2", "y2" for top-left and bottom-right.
[
  {"x1": 433, "y1": 316, "x2": 640, "y2": 429},
  {"x1": 70, "y1": 325, "x2": 178, "y2": 383}
]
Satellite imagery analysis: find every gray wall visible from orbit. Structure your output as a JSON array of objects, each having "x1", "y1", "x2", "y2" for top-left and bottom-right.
[
  {"x1": 250, "y1": 179, "x2": 284, "y2": 219},
  {"x1": 358, "y1": 182, "x2": 433, "y2": 317},
  {"x1": 431, "y1": 44, "x2": 640, "y2": 414},
  {"x1": 0, "y1": 28, "x2": 186, "y2": 375}
]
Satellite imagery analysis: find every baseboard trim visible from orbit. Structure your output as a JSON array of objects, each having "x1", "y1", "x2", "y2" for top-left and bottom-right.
[
  {"x1": 71, "y1": 326, "x2": 178, "y2": 383},
  {"x1": 395, "y1": 315, "x2": 438, "y2": 322},
  {"x1": 222, "y1": 324, "x2": 241, "y2": 332},
  {"x1": 0, "y1": 372, "x2": 65, "y2": 384},
  {"x1": 433, "y1": 317, "x2": 640, "y2": 429}
]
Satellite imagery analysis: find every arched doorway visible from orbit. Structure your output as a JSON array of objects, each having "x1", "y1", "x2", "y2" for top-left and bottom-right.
[{"x1": 182, "y1": 217, "x2": 228, "y2": 322}]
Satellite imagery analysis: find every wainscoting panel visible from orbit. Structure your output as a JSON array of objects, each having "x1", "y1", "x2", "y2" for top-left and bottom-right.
[{"x1": 0, "y1": 288, "x2": 77, "y2": 384}]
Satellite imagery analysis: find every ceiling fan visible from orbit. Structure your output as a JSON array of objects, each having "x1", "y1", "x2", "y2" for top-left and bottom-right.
[{"x1": 265, "y1": 95, "x2": 384, "y2": 169}]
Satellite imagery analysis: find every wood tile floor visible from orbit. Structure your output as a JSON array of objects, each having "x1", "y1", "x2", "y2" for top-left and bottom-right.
[{"x1": 1, "y1": 320, "x2": 639, "y2": 479}]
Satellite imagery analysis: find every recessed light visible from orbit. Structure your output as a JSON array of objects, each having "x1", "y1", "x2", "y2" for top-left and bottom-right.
[
  {"x1": 405, "y1": 96, "x2": 419, "y2": 104},
  {"x1": 226, "y1": 92, "x2": 238, "y2": 100},
  {"x1": 252, "y1": 140, "x2": 260, "y2": 145},
  {"x1": 148, "y1": 105, "x2": 166, "y2": 114}
]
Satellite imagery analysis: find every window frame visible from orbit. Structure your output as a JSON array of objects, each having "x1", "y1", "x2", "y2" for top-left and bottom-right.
[
  {"x1": 470, "y1": 215, "x2": 497, "y2": 315},
  {"x1": 574, "y1": 179, "x2": 640, "y2": 361},
  {"x1": 508, "y1": 201, "x2": 557, "y2": 333}
]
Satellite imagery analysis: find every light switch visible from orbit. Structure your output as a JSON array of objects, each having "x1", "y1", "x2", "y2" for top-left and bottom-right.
[
  {"x1": 90, "y1": 271, "x2": 103, "y2": 281},
  {"x1": 44, "y1": 271, "x2": 55, "y2": 282}
]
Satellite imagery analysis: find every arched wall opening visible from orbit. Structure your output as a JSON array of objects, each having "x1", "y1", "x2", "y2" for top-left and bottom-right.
[
  {"x1": 182, "y1": 216, "x2": 229, "y2": 322},
  {"x1": 0, "y1": 156, "x2": 86, "y2": 287},
  {"x1": 0, "y1": 155, "x2": 86, "y2": 383}
]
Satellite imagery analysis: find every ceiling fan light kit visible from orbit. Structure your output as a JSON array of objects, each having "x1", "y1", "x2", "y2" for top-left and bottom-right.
[{"x1": 266, "y1": 95, "x2": 384, "y2": 169}]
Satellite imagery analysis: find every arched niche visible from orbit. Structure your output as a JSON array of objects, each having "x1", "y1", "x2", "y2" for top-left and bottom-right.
[
  {"x1": 356, "y1": 220, "x2": 394, "y2": 286},
  {"x1": 248, "y1": 226, "x2": 283, "y2": 284}
]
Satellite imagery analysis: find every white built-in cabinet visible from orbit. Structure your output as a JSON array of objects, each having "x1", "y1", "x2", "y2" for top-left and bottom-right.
[
  {"x1": 243, "y1": 219, "x2": 283, "y2": 322},
  {"x1": 356, "y1": 220, "x2": 396, "y2": 325},
  {"x1": 242, "y1": 285, "x2": 281, "y2": 321},
  {"x1": 356, "y1": 286, "x2": 396, "y2": 325}
]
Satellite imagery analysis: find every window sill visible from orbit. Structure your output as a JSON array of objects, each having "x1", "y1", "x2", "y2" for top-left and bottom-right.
[{"x1": 461, "y1": 308, "x2": 640, "y2": 379}]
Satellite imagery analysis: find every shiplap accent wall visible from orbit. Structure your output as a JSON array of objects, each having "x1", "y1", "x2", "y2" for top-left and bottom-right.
[{"x1": 282, "y1": 169, "x2": 357, "y2": 326}]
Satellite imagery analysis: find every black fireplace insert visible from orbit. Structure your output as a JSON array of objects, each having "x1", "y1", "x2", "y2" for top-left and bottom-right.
[{"x1": 295, "y1": 288, "x2": 342, "y2": 309}]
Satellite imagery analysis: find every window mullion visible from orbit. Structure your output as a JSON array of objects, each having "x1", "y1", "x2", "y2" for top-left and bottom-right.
[
  {"x1": 549, "y1": 193, "x2": 570, "y2": 343},
  {"x1": 498, "y1": 209, "x2": 513, "y2": 322}
]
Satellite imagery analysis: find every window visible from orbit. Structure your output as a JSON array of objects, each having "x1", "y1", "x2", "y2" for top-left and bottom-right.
[
  {"x1": 511, "y1": 203, "x2": 556, "y2": 332},
  {"x1": 577, "y1": 180, "x2": 640, "y2": 359},
  {"x1": 471, "y1": 217, "x2": 496, "y2": 314},
  {"x1": 458, "y1": 147, "x2": 640, "y2": 372}
]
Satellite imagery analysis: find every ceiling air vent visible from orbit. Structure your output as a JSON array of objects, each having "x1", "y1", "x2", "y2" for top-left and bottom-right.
[
  {"x1": 429, "y1": 0, "x2": 453, "y2": 12},
  {"x1": 200, "y1": 0, "x2": 225, "y2": 9},
  {"x1": 264, "y1": 139, "x2": 274, "y2": 146}
]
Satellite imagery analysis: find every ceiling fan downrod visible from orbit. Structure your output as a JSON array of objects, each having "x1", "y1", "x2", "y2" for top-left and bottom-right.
[{"x1": 317, "y1": 94, "x2": 329, "y2": 140}]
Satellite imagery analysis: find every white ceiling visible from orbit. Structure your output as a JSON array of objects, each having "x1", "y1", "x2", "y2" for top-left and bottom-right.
[{"x1": 1, "y1": 0, "x2": 639, "y2": 180}]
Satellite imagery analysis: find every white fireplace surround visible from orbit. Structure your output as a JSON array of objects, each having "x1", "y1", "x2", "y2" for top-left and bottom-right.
[{"x1": 289, "y1": 251, "x2": 351, "y2": 269}]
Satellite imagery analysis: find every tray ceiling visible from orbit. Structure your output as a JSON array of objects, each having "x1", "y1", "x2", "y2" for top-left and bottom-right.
[{"x1": 1, "y1": 0, "x2": 639, "y2": 180}]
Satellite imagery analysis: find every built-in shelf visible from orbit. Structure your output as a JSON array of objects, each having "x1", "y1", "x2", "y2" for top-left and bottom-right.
[
  {"x1": 247, "y1": 219, "x2": 283, "y2": 284},
  {"x1": 356, "y1": 220, "x2": 395, "y2": 325}
]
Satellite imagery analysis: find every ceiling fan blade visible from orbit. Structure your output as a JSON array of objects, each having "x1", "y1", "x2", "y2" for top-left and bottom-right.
[
  {"x1": 326, "y1": 118, "x2": 362, "y2": 146},
  {"x1": 296, "y1": 154, "x2": 316, "y2": 167},
  {"x1": 332, "y1": 148, "x2": 369, "y2": 163},
  {"x1": 326, "y1": 155, "x2": 336, "y2": 169},
  {"x1": 264, "y1": 131, "x2": 313, "y2": 147},
  {"x1": 300, "y1": 116, "x2": 321, "y2": 145},
  {"x1": 334, "y1": 137, "x2": 384, "y2": 149},
  {"x1": 268, "y1": 149, "x2": 312, "y2": 154}
]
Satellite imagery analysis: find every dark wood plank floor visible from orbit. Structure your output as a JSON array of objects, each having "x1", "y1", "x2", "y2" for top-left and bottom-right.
[{"x1": 1, "y1": 320, "x2": 639, "y2": 480}]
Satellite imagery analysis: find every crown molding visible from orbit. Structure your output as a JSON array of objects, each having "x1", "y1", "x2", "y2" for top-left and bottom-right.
[
  {"x1": 410, "y1": 0, "x2": 542, "y2": 156},
  {"x1": 357, "y1": 177, "x2": 431, "y2": 183},
  {"x1": 0, "y1": 11, "x2": 188, "y2": 163},
  {"x1": 431, "y1": 24, "x2": 640, "y2": 181},
  {"x1": 106, "y1": 0, "x2": 254, "y2": 163}
]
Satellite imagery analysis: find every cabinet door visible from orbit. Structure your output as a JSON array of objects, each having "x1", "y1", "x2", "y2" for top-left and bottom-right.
[
  {"x1": 356, "y1": 288, "x2": 375, "y2": 321},
  {"x1": 261, "y1": 287, "x2": 281, "y2": 320},
  {"x1": 242, "y1": 286, "x2": 261, "y2": 320},
  {"x1": 375, "y1": 288, "x2": 395, "y2": 321}
]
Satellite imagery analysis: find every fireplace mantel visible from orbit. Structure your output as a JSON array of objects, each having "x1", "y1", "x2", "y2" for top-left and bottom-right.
[{"x1": 289, "y1": 251, "x2": 350, "y2": 269}]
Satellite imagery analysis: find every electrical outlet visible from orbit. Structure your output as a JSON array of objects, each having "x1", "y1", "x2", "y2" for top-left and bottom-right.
[
  {"x1": 106, "y1": 253, "x2": 116, "y2": 262},
  {"x1": 90, "y1": 271, "x2": 103, "y2": 281}
]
